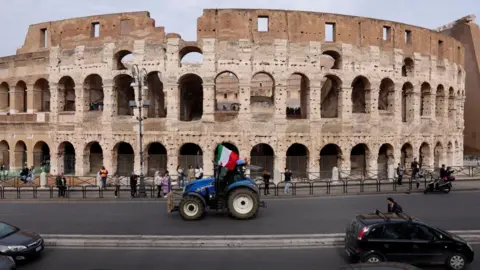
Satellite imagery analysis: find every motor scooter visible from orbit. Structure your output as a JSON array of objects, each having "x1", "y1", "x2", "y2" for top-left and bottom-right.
[{"x1": 424, "y1": 176, "x2": 455, "y2": 194}]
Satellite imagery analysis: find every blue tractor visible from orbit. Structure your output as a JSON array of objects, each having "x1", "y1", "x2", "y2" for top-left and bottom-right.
[{"x1": 167, "y1": 159, "x2": 267, "y2": 220}]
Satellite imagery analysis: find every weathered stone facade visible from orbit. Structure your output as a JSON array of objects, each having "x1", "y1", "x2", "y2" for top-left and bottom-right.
[{"x1": 0, "y1": 9, "x2": 466, "y2": 180}]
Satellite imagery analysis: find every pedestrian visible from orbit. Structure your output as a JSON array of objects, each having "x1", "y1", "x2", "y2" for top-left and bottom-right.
[
  {"x1": 177, "y1": 165, "x2": 184, "y2": 187},
  {"x1": 161, "y1": 170, "x2": 172, "y2": 198},
  {"x1": 396, "y1": 163, "x2": 405, "y2": 186},
  {"x1": 195, "y1": 165, "x2": 203, "y2": 180},
  {"x1": 387, "y1": 197, "x2": 403, "y2": 214},
  {"x1": 56, "y1": 172, "x2": 67, "y2": 198},
  {"x1": 20, "y1": 166, "x2": 29, "y2": 183},
  {"x1": 411, "y1": 158, "x2": 420, "y2": 188},
  {"x1": 113, "y1": 172, "x2": 120, "y2": 198},
  {"x1": 154, "y1": 171, "x2": 162, "y2": 198},
  {"x1": 284, "y1": 168, "x2": 292, "y2": 195},
  {"x1": 100, "y1": 166, "x2": 108, "y2": 190},
  {"x1": 188, "y1": 165, "x2": 195, "y2": 182},
  {"x1": 129, "y1": 172, "x2": 138, "y2": 198},
  {"x1": 263, "y1": 170, "x2": 271, "y2": 195}
]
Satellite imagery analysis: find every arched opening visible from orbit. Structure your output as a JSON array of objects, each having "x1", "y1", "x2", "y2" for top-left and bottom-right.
[
  {"x1": 0, "y1": 140, "x2": 9, "y2": 169},
  {"x1": 250, "y1": 144, "x2": 274, "y2": 178},
  {"x1": 435, "y1": 85, "x2": 446, "y2": 118},
  {"x1": 319, "y1": 144, "x2": 342, "y2": 179},
  {"x1": 146, "y1": 72, "x2": 166, "y2": 118},
  {"x1": 321, "y1": 74, "x2": 341, "y2": 118},
  {"x1": 86, "y1": 142, "x2": 103, "y2": 175},
  {"x1": 14, "y1": 141, "x2": 27, "y2": 169},
  {"x1": 58, "y1": 142, "x2": 75, "y2": 175},
  {"x1": 215, "y1": 71, "x2": 240, "y2": 116},
  {"x1": 114, "y1": 142, "x2": 134, "y2": 176},
  {"x1": 419, "y1": 142, "x2": 431, "y2": 168},
  {"x1": 402, "y1": 57, "x2": 414, "y2": 77},
  {"x1": 448, "y1": 87, "x2": 455, "y2": 119},
  {"x1": 401, "y1": 82, "x2": 414, "y2": 122},
  {"x1": 33, "y1": 79, "x2": 50, "y2": 112},
  {"x1": 420, "y1": 82, "x2": 432, "y2": 117},
  {"x1": 377, "y1": 144, "x2": 394, "y2": 179},
  {"x1": 114, "y1": 50, "x2": 133, "y2": 70},
  {"x1": 114, "y1": 74, "x2": 135, "y2": 116},
  {"x1": 457, "y1": 69, "x2": 462, "y2": 85},
  {"x1": 15, "y1": 81, "x2": 27, "y2": 113},
  {"x1": 447, "y1": 142, "x2": 454, "y2": 166},
  {"x1": 321, "y1": 50, "x2": 342, "y2": 70},
  {"x1": 84, "y1": 74, "x2": 104, "y2": 112},
  {"x1": 378, "y1": 78, "x2": 395, "y2": 113},
  {"x1": 0, "y1": 82, "x2": 9, "y2": 112},
  {"x1": 179, "y1": 46, "x2": 203, "y2": 66},
  {"x1": 58, "y1": 76, "x2": 76, "y2": 112},
  {"x1": 146, "y1": 143, "x2": 167, "y2": 177},
  {"x1": 33, "y1": 141, "x2": 50, "y2": 171},
  {"x1": 434, "y1": 142, "x2": 444, "y2": 169},
  {"x1": 250, "y1": 72, "x2": 275, "y2": 117},
  {"x1": 179, "y1": 74, "x2": 203, "y2": 121},
  {"x1": 286, "y1": 144, "x2": 309, "y2": 179},
  {"x1": 286, "y1": 73, "x2": 310, "y2": 119},
  {"x1": 401, "y1": 143, "x2": 414, "y2": 168},
  {"x1": 351, "y1": 76, "x2": 370, "y2": 113},
  {"x1": 178, "y1": 143, "x2": 203, "y2": 170},
  {"x1": 350, "y1": 144, "x2": 370, "y2": 177}
]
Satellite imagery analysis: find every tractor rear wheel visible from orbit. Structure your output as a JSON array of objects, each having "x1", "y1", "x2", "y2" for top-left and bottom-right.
[
  {"x1": 227, "y1": 188, "x2": 259, "y2": 220},
  {"x1": 179, "y1": 196, "x2": 205, "y2": 221}
]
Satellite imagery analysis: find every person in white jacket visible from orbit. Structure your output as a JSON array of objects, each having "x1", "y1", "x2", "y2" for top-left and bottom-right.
[{"x1": 154, "y1": 171, "x2": 162, "y2": 198}]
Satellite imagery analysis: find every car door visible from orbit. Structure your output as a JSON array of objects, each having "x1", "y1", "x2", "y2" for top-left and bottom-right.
[
  {"x1": 376, "y1": 223, "x2": 414, "y2": 263},
  {"x1": 410, "y1": 224, "x2": 450, "y2": 264}
]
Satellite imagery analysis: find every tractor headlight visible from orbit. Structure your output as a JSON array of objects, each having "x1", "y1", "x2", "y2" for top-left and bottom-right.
[{"x1": 0, "y1": 245, "x2": 27, "y2": 252}]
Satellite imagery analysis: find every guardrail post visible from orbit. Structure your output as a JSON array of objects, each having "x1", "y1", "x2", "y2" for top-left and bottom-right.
[
  {"x1": 0, "y1": 186, "x2": 3, "y2": 199},
  {"x1": 82, "y1": 186, "x2": 86, "y2": 199},
  {"x1": 16, "y1": 186, "x2": 20, "y2": 199},
  {"x1": 292, "y1": 183, "x2": 297, "y2": 196},
  {"x1": 309, "y1": 182, "x2": 313, "y2": 195},
  {"x1": 99, "y1": 187, "x2": 103, "y2": 198},
  {"x1": 33, "y1": 186, "x2": 37, "y2": 199}
]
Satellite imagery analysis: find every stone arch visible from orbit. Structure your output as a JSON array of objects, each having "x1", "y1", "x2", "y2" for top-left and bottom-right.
[
  {"x1": 114, "y1": 50, "x2": 133, "y2": 70},
  {"x1": 350, "y1": 144, "x2": 370, "y2": 177},
  {"x1": 419, "y1": 142, "x2": 431, "y2": 168},
  {"x1": 435, "y1": 85, "x2": 446, "y2": 118},
  {"x1": 0, "y1": 140, "x2": 9, "y2": 168},
  {"x1": 14, "y1": 141, "x2": 27, "y2": 169},
  {"x1": 250, "y1": 72, "x2": 275, "y2": 116},
  {"x1": 179, "y1": 46, "x2": 203, "y2": 65},
  {"x1": 377, "y1": 144, "x2": 394, "y2": 179},
  {"x1": 401, "y1": 82, "x2": 414, "y2": 122},
  {"x1": 400, "y1": 143, "x2": 414, "y2": 168},
  {"x1": 179, "y1": 73, "x2": 203, "y2": 121},
  {"x1": 250, "y1": 144, "x2": 275, "y2": 178},
  {"x1": 447, "y1": 141, "x2": 454, "y2": 166},
  {"x1": 33, "y1": 79, "x2": 50, "y2": 112},
  {"x1": 113, "y1": 142, "x2": 134, "y2": 176},
  {"x1": 420, "y1": 82, "x2": 432, "y2": 116},
  {"x1": 33, "y1": 141, "x2": 50, "y2": 171},
  {"x1": 319, "y1": 144, "x2": 342, "y2": 179},
  {"x1": 351, "y1": 76, "x2": 370, "y2": 113},
  {"x1": 146, "y1": 71, "x2": 166, "y2": 118},
  {"x1": 58, "y1": 76, "x2": 76, "y2": 112},
  {"x1": 321, "y1": 74, "x2": 342, "y2": 118},
  {"x1": 286, "y1": 143, "x2": 309, "y2": 178},
  {"x1": 84, "y1": 142, "x2": 103, "y2": 175},
  {"x1": 58, "y1": 141, "x2": 75, "y2": 175},
  {"x1": 15, "y1": 81, "x2": 27, "y2": 113},
  {"x1": 0, "y1": 82, "x2": 9, "y2": 112},
  {"x1": 434, "y1": 142, "x2": 444, "y2": 169},
  {"x1": 215, "y1": 71, "x2": 240, "y2": 116},
  {"x1": 378, "y1": 78, "x2": 395, "y2": 113},
  {"x1": 114, "y1": 74, "x2": 135, "y2": 116},
  {"x1": 402, "y1": 57, "x2": 414, "y2": 77},
  {"x1": 146, "y1": 142, "x2": 167, "y2": 177},
  {"x1": 178, "y1": 143, "x2": 203, "y2": 171},
  {"x1": 286, "y1": 73, "x2": 310, "y2": 119},
  {"x1": 83, "y1": 74, "x2": 104, "y2": 112},
  {"x1": 321, "y1": 50, "x2": 342, "y2": 70}
]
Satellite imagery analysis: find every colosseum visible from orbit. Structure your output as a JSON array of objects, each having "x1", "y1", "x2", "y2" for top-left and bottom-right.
[{"x1": 0, "y1": 9, "x2": 466, "y2": 182}]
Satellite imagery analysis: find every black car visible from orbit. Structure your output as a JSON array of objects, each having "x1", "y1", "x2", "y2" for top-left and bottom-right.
[
  {"x1": 344, "y1": 210, "x2": 474, "y2": 270},
  {"x1": 338, "y1": 262, "x2": 421, "y2": 269},
  {"x1": 0, "y1": 221, "x2": 44, "y2": 262}
]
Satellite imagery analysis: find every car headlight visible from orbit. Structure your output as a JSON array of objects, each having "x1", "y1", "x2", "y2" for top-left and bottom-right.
[{"x1": 0, "y1": 245, "x2": 27, "y2": 252}]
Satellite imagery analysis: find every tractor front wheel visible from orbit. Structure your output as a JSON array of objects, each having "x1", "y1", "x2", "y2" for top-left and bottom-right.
[
  {"x1": 227, "y1": 188, "x2": 259, "y2": 220},
  {"x1": 179, "y1": 196, "x2": 205, "y2": 221}
]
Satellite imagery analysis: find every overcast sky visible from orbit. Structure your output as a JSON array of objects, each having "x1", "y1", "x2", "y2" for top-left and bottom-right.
[{"x1": 0, "y1": 0, "x2": 478, "y2": 57}]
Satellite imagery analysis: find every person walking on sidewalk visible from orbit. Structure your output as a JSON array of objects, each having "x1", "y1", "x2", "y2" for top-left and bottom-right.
[
  {"x1": 284, "y1": 168, "x2": 292, "y2": 195},
  {"x1": 177, "y1": 165, "x2": 184, "y2": 187},
  {"x1": 263, "y1": 170, "x2": 271, "y2": 195},
  {"x1": 195, "y1": 165, "x2": 203, "y2": 180},
  {"x1": 411, "y1": 158, "x2": 420, "y2": 188},
  {"x1": 113, "y1": 173, "x2": 121, "y2": 198},
  {"x1": 100, "y1": 166, "x2": 108, "y2": 190},
  {"x1": 161, "y1": 171, "x2": 172, "y2": 198},
  {"x1": 129, "y1": 172, "x2": 138, "y2": 198},
  {"x1": 56, "y1": 173, "x2": 67, "y2": 198},
  {"x1": 396, "y1": 163, "x2": 405, "y2": 186},
  {"x1": 154, "y1": 171, "x2": 162, "y2": 198}
]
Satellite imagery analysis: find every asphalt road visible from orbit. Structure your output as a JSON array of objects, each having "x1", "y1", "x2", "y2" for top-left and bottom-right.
[
  {"x1": 1, "y1": 191, "x2": 480, "y2": 235},
  {"x1": 19, "y1": 246, "x2": 480, "y2": 270}
]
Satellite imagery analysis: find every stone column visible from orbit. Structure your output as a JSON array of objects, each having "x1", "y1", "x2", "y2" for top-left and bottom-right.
[
  {"x1": 76, "y1": 152, "x2": 85, "y2": 176},
  {"x1": 393, "y1": 83, "x2": 403, "y2": 122},
  {"x1": 308, "y1": 152, "x2": 319, "y2": 180},
  {"x1": 167, "y1": 146, "x2": 178, "y2": 178},
  {"x1": 102, "y1": 80, "x2": 114, "y2": 123},
  {"x1": 448, "y1": 96, "x2": 457, "y2": 124},
  {"x1": 411, "y1": 91, "x2": 421, "y2": 123},
  {"x1": 274, "y1": 84, "x2": 287, "y2": 121},
  {"x1": 203, "y1": 146, "x2": 214, "y2": 177},
  {"x1": 340, "y1": 151, "x2": 351, "y2": 179},
  {"x1": 27, "y1": 149, "x2": 33, "y2": 168},
  {"x1": 165, "y1": 82, "x2": 179, "y2": 121},
  {"x1": 339, "y1": 87, "x2": 352, "y2": 121},
  {"x1": 77, "y1": 84, "x2": 88, "y2": 121},
  {"x1": 274, "y1": 151, "x2": 286, "y2": 184},
  {"x1": 238, "y1": 83, "x2": 251, "y2": 121},
  {"x1": 9, "y1": 87, "x2": 22, "y2": 114},
  {"x1": 203, "y1": 82, "x2": 215, "y2": 122},
  {"x1": 49, "y1": 82, "x2": 59, "y2": 122},
  {"x1": 27, "y1": 84, "x2": 37, "y2": 113},
  {"x1": 103, "y1": 150, "x2": 113, "y2": 177},
  {"x1": 429, "y1": 92, "x2": 437, "y2": 121},
  {"x1": 366, "y1": 86, "x2": 379, "y2": 119},
  {"x1": 309, "y1": 81, "x2": 321, "y2": 121}
]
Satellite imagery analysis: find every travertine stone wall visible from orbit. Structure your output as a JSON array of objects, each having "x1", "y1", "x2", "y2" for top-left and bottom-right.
[{"x1": 0, "y1": 9, "x2": 467, "y2": 180}]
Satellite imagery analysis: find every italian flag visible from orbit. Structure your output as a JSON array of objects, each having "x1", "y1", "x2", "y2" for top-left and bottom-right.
[{"x1": 215, "y1": 145, "x2": 239, "y2": 170}]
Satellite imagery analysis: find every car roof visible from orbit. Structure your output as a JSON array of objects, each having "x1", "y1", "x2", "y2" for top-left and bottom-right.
[
  {"x1": 355, "y1": 212, "x2": 423, "y2": 226},
  {"x1": 339, "y1": 262, "x2": 421, "y2": 269}
]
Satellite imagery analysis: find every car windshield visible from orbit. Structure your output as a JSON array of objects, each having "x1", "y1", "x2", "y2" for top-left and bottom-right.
[{"x1": 0, "y1": 223, "x2": 17, "y2": 238}]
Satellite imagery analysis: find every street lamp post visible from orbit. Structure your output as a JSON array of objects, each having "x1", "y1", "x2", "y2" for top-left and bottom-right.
[{"x1": 129, "y1": 64, "x2": 150, "y2": 197}]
